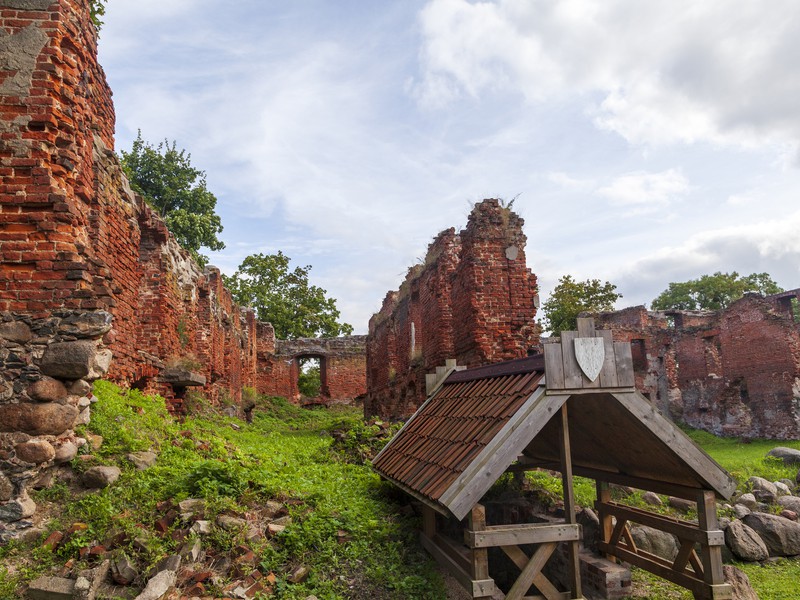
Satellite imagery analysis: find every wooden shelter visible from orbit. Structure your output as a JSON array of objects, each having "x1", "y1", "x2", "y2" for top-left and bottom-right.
[{"x1": 372, "y1": 318, "x2": 736, "y2": 600}]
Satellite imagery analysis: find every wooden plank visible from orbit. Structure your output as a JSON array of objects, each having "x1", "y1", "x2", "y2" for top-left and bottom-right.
[
  {"x1": 557, "y1": 402, "x2": 582, "y2": 600},
  {"x1": 560, "y1": 332, "x2": 583, "y2": 389},
  {"x1": 596, "y1": 481, "x2": 613, "y2": 561},
  {"x1": 501, "y1": 546, "x2": 565, "y2": 600},
  {"x1": 576, "y1": 317, "x2": 595, "y2": 338},
  {"x1": 422, "y1": 505, "x2": 437, "y2": 538},
  {"x1": 543, "y1": 343, "x2": 565, "y2": 390},
  {"x1": 697, "y1": 490, "x2": 726, "y2": 588},
  {"x1": 441, "y1": 388, "x2": 567, "y2": 520},
  {"x1": 506, "y1": 542, "x2": 557, "y2": 600},
  {"x1": 468, "y1": 523, "x2": 580, "y2": 548},
  {"x1": 597, "y1": 501, "x2": 720, "y2": 544},
  {"x1": 613, "y1": 342, "x2": 635, "y2": 388},
  {"x1": 437, "y1": 532, "x2": 473, "y2": 575},
  {"x1": 610, "y1": 392, "x2": 738, "y2": 499},
  {"x1": 420, "y1": 533, "x2": 495, "y2": 598},
  {"x1": 469, "y1": 505, "x2": 489, "y2": 581},
  {"x1": 597, "y1": 330, "x2": 619, "y2": 388}
]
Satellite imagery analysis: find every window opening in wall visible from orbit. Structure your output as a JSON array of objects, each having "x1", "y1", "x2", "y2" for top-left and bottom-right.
[
  {"x1": 792, "y1": 297, "x2": 800, "y2": 324},
  {"x1": 631, "y1": 338, "x2": 647, "y2": 373},
  {"x1": 297, "y1": 357, "x2": 322, "y2": 398}
]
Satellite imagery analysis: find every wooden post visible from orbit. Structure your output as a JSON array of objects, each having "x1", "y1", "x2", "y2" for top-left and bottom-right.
[
  {"x1": 422, "y1": 504, "x2": 437, "y2": 539},
  {"x1": 696, "y1": 490, "x2": 729, "y2": 600},
  {"x1": 596, "y1": 481, "x2": 613, "y2": 560},
  {"x1": 468, "y1": 504, "x2": 490, "y2": 582},
  {"x1": 559, "y1": 403, "x2": 583, "y2": 599}
]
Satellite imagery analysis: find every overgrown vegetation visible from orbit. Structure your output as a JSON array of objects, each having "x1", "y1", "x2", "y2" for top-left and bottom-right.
[{"x1": 0, "y1": 383, "x2": 442, "y2": 599}]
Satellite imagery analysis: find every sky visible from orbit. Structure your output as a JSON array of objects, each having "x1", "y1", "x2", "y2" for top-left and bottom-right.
[{"x1": 98, "y1": 0, "x2": 800, "y2": 334}]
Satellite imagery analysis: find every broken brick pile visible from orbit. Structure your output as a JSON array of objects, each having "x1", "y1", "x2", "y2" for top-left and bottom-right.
[{"x1": 365, "y1": 199, "x2": 540, "y2": 419}]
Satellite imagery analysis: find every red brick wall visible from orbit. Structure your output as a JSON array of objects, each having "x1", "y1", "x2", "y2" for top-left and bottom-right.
[
  {"x1": 595, "y1": 291, "x2": 800, "y2": 439},
  {"x1": 366, "y1": 200, "x2": 540, "y2": 419}
]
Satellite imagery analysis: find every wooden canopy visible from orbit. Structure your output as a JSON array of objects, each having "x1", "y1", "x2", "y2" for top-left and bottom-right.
[{"x1": 373, "y1": 318, "x2": 736, "y2": 600}]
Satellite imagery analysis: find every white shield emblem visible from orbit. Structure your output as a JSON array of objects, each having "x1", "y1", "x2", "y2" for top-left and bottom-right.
[{"x1": 574, "y1": 338, "x2": 605, "y2": 382}]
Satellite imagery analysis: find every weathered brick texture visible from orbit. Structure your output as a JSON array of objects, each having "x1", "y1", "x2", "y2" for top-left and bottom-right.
[
  {"x1": 366, "y1": 200, "x2": 540, "y2": 419},
  {"x1": 594, "y1": 290, "x2": 800, "y2": 439}
]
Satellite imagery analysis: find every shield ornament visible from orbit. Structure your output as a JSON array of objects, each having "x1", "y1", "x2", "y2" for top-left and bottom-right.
[{"x1": 574, "y1": 337, "x2": 605, "y2": 382}]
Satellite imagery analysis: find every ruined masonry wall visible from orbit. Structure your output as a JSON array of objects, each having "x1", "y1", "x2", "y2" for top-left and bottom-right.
[
  {"x1": 594, "y1": 291, "x2": 800, "y2": 439},
  {"x1": 366, "y1": 200, "x2": 540, "y2": 419}
]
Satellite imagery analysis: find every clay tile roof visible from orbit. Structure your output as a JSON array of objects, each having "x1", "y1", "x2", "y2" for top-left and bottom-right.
[{"x1": 372, "y1": 355, "x2": 545, "y2": 509}]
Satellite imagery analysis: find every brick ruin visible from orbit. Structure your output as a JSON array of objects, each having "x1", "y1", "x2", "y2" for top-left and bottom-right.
[
  {"x1": 0, "y1": 0, "x2": 365, "y2": 530},
  {"x1": 594, "y1": 290, "x2": 800, "y2": 439},
  {"x1": 365, "y1": 199, "x2": 541, "y2": 419}
]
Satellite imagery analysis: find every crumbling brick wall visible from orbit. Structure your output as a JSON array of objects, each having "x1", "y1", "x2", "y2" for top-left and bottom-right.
[
  {"x1": 594, "y1": 291, "x2": 800, "y2": 439},
  {"x1": 366, "y1": 200, "x2": 540, "y2": 419}
]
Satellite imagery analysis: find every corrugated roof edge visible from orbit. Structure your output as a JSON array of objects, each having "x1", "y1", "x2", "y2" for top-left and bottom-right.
[{"x1": 445, "y1": 354, "x2": 545, "y2": 384}]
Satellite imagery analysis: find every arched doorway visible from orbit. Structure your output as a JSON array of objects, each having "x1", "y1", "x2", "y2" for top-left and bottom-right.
[{"x1": 294, "y1": 353, "x2": 328, "y2": 401}]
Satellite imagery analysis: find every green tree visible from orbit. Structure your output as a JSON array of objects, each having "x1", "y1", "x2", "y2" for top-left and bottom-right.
[
  {"x1": 297, "y1": 360, "x2": 322, "y2": 397},
  {"x1": 651, "y1": 271, "x2": 783, "y2": 311},
  {"x1": 223, "y1": 252, "x2": 354, "y2": 339},
  {"x1": 90, "y1": 0, "x2": 107, "y2": 29},
  {"x1": 542, "y1": 275, "x2": 622, "y2": 335},
  {"x1": 121, "y1": 131, "x2": 225, "y2": 266}
]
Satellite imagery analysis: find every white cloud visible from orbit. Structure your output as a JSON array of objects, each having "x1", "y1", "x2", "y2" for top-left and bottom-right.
[
  {"x1": 597, "y1": 169, "x2": 690, "y2": 209},
  {"x1": 415, "y1": 0, "x2": 800, "y2": 152}
]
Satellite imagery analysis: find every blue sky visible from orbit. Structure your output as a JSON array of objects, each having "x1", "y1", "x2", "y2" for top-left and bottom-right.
[{"x1": 98, "y1": 0, "x2": 800, "y2": 333}]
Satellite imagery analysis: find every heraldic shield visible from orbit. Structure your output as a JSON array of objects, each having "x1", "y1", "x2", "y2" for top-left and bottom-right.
[{"x1": 574, "y1": 337, "x2": 605, "y2": 382}]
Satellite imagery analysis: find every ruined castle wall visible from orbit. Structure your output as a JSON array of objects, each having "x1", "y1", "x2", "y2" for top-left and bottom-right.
[
  {"x1": 366, "y1": 200, "x2": 540, "y2": 419},
  {"x1": 595, "y1": 292, "x2": 800, "y2": 439}
]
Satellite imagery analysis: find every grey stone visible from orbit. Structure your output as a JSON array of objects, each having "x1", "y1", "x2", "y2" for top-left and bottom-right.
[
  {"x1": 87, "y1": 349, "x2": 112, "y2": 380},
  {"x1": 642, "y1": 491, "x2": 663, "y2": 506},
  {"x1": 27, "y1": 377, "x2": 68, "y2": 403},
  {"x1": 0, "y1": 402, "x2": 79, "y2": 436},
  {"x1": 733, "y1": 504, "x2": 752, "y2": 519},
  {"x1": 0, "y1": 321, "x2": 31, "y2": 344},
  {"x1": 190, "y1": 520, "x2": 211, "y2": 535},
  {"x1": 725, "y1": 519, "x2": 769, "y2": 562},
  {"x1": 179, "y1": 539, "x2": 203, "y2": 563},
  {"x1": 630, "y1": 524, "x2": 679, "y2": 561},
  {"x1": 0, "y1": 491, "x2": 35, "y2": 522},
  {"x1": 111, "y1": 555, "x2": 139, "y2": 585},
  {"x1": 743, "y1": 511, "x2": 800, "y2": 556},
  {"x1": 127, "y1": 451, "x2": 157, "y2": 470},
  {"x1": 68, "y1": 379, "x2": 92, "y2": 397},
  {"x1": 155, "y1": 554, "x2": 181, "y2": 574},
  {"x1": 178, "y1": 498, "x2": 205, "y2": 513},
  {"x1": 667, "y1": 496, "x2": 694, "y2": 513},
  {"x1": 723, "y1": 565, "x2": 759, "y2": 600},
  {"x1": 778, "y1": 495, "x2": 800, "y2": 513},
  {"x1": 217, "y1": 515, "x2": 246, "y2": 531},
  {"x1": 767, "y1": 446, "x2": 800, "y2": 465},
  {"x1": 263, "y1": 500, "x2": 284, "y2": 517},
  {"x1": 26, "y1": 575, "x2": 75, "y2": 600},
  {"x1": 39, "y1": 341, "x2": 97, "y2": 380},
  {"x1": 73, "y1": 406, "x2": 91, "y2": 427},
  {"x1": 82, "y1": 466, "x2": 121, "y2": 489},
  {"x1": 0, "y1": 1, "x2": 53, "y2": 10},
  {"x1": 133, "y1": 569, "x2": 177, "y2": 600},
  {"x1": 0, "y1": 379, "x2": 12, "y2": 402},
  {"x1": 15, "y1": 439, "x2": 55, "y2": 464},
  {"x1": 53, "y1": 441, "x2": 77, "y2": 464},
  {"x1": 748, "y1": 476, "x2": 778, "y2": 498},
  {"x1": 56, "y1": 312, "x2": 112, "y2": 339},
  {"x1": 0, "y1": 471, "x2": 13, "y2": 502},
  {"x1": 775, "y1": 480, "x2": 792, "y2": 497},
  {"x1": 74, "y1": 559, "x2": 110, "y2": 600},
  {"x1": 737, "y1": 493, "x2": 758, "y2": 510}
]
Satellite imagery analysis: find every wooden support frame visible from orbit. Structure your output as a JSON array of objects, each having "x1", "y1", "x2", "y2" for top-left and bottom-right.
[{"x1": 595, "y1": 488, "x2": 732, "y2": 600}]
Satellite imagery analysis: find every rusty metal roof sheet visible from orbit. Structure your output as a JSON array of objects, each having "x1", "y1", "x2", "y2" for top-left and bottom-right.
[{"x1": 372, "y1": 357, "x2": 545, "y2": 507}]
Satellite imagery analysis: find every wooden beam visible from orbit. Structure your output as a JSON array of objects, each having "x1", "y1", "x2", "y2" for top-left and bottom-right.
[
  {"x1": 505, "y1": 542, "x2": 557, "y2": 600},
  {"x1": 502, "y1": 545, "x2": 567, "y2": 600},
  {"x1": 467, "y1": 523, "x2": 580, "y2": 548},
  {"x1": 468, "y1": 505, "x2": 489, "y2": 582},
  {"x1": 420, "y1": 533, "x2": 495, "y2": 598},
  {"x1": 422, "y1": 504, "x2": 437, "y2": 538},
  {"x1": 697, "y1": 490, "x2": 728, "y2": 594},
  {"x1": 558, "y1": 403, "x2": 582, "y2": 599},
  {"x1": 596, "y1": 501, "x2": 724, "y2": 546},
  {"x1": 596, "y1": 481, "x2": 613, "y2": 561}
]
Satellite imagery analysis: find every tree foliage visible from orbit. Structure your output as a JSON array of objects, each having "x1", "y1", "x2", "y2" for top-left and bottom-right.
[
  {"x1": 223, "y1": 252, "x2": 354, "y2": 339},
  {"x1": 542, "y1": 275, "x2": 622, "y2": 335},
  {"x1": 90, "y1": 0, "x2": 107, "y2": 30},
  {"x1": 651, "y1": 271, "x2": 783, "y2": 311},
  {"x1": 121, "y1": 132, "x2": 225, "y2": 266}
]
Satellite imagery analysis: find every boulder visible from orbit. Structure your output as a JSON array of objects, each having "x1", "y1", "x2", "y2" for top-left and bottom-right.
[
  {"x1": 743, "y1": 511, "x2": 800, "y2": 556},
  {"x1": 667, "y1": 496, "x2": 694, "y2": 513},
  {"x1": 14, "y1": 439, "x2": 55, "y2": 464},
  {"x1": 642, "y1": 491, "x2": 663, "y2": 506},
  {"x1": 748, "y1": 476, "x2": 778, "y2": 498},
  {"x1": 733, "y1": 504, "x2": 751, "y2": 519},
  {"x1": 767, "y1": 447, "x2": 800, "y2": 465},
  {"x1": 778, "y1": 495, "x2": 800, "y2": 513},
  {"x1": 40, "y1": 341, "x2": 99, "y2": 379},
  {"x1": 723, "y1": 565, "x2": 759, "y2": 600},
  {"x1": 26, "y1": 575, "x2": 75, "y2": 600},
  {"x1": 56, "y1": 311, "x2": 112, "y2": 338},
  {"x1": 725, "y1": 519, "x2": 769, "y2": 562},
  {"x1": 134, "y1": 569, "x2": 177, "y2": 600},
  {"x1": 88, "y1": 349, "x2": 112, "y2": 380},
  {"x1": 82, "y1": 466, "x2": 121, "y2": 489},
  {"x1": 630, "y1": 525, "x2": 679, "y2": 561},
  {"x1": 775, "y1": 480, "x2": 792, "y2": 497},
  {"x1": 736, "y1": 493, "x2": 758, "y2": 510},
  {"x1": 217, "y1": 515, "x2": 247, "y2": 531},
  {"x1": 53, "y1": 441, "x2": 78, "y2": 464},
  {"x1": 69, "y1": 379, "x2": 92, "y2": 397},
  {"x1": 0, "y1": 402, "x2": 78, "y2": 436},
  {"x1": 111, "y1": 555, "x2": 139, "y2": 585},
  {"x1": 577, "y1": 507, "x2": 600, "y2": 552},
  {"x1": 0, "y1": 490, "x2": 35, "y2": 522},
  {"x1": 0, "y1": 321, "x2": 32, "y2": 344},
  {"x1": 27, "y1": 377, "x2": 69, "y2": 403}
]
